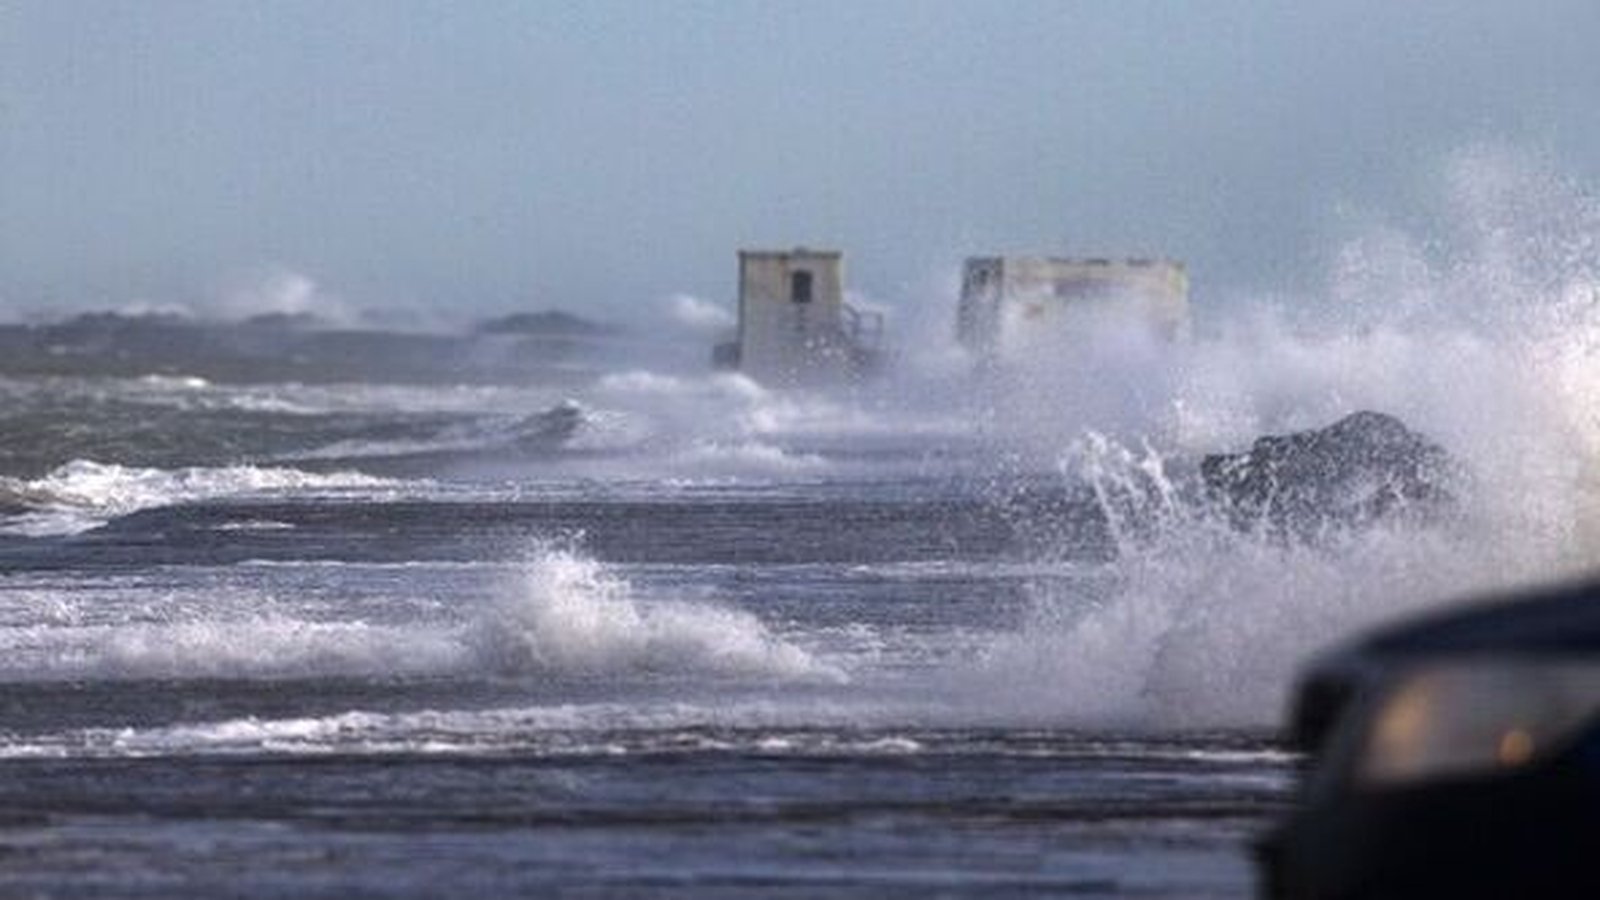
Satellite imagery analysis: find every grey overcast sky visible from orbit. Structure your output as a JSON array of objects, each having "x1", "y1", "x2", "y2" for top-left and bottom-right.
[{"x1": 3, "y1": 1, "x2": 1599, "y2": 319}]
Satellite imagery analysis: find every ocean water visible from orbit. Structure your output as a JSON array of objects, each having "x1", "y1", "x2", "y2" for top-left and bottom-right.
[
  {"x1": 0, "y1": 378, "x2": 1294, "y2": 898},
  {"x1": 2, "y1": 148, "x2": 1598, "y2": 897}
]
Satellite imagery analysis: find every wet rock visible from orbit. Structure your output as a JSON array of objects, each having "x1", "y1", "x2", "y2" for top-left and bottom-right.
[{"x1": 1200, "y1": 411, "x2": 1457, "y2": 535}]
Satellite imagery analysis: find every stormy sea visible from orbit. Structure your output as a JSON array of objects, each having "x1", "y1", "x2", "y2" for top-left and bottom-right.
[{"x1": 3, "y1": 157, "x2": 1598, "y2": 898}]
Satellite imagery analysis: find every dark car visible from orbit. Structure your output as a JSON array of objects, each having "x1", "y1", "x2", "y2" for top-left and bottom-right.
[{"x1": 1257, "y1": 580, "x2": 1600, "y2": 899}]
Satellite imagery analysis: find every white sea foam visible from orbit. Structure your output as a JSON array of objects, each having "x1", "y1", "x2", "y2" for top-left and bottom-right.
[
  {"x1": 567, "y1": 366, "x2": 976, "y2": 483},
  {"x1": 30, "y1": 617, "x2": 465, "y2": 681},
  {"x1": 0, "y1": 697, "x2": 1303, "y2": 760},
  {"x1": 0, "y1": 460, "x2": 408, "y2": 536},
  {"x1": 135, "y1": 373, "x2": 212, "y2": 390},
  {"x1": 0, "y1": 700, "x2": 924, "y2": 759}
]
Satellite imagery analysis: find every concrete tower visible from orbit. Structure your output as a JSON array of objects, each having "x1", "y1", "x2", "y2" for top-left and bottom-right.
[
  {"x1": 717, "y1": 248, "x2": 881, "y2": 385},
  {"x1": 956, "y1": 256, "x2": 1189, "y2": 361}
]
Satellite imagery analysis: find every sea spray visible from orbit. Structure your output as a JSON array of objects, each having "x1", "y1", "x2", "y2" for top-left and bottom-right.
[
  {"x1": 957, "y1": 147, "x2": 1600, "y2": 727},
  {"x1": 970, "y1": 431, "x2": 1472, "y2": 727}
]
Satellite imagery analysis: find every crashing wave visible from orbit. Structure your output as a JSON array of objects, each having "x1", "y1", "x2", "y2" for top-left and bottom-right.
[
  {"x1": 1010, "y1": 410, "x2": 1460, "y2": 559},
  {"x1": 964, "y1": 412, "x2": 1469, "y2": 727},
  {"x1": 466, "y1": 543, "x2": 839, "y2": 680}
]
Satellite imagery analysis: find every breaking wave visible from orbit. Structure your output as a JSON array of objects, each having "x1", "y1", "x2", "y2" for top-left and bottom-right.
[
  {"x1": 0, "y1": 460, "x2": 408, "y2": 536},
  {"x1": 466, "y1": 543, "x2": 837, "y2": 679},
  {"x1": 0, "y1": 544, "x2": 836, "y2": 684}
]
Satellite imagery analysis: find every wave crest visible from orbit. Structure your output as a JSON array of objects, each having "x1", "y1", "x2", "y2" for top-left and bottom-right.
[
  {"x1": 0, "y1": 460, "x2": 406, "y2": 536},
  {"x1": 468, "y1": 544, "x2": 839, "y2": 680},
  {"x1": 0, "y1": 545, "x2": 838, "y2": 686}
]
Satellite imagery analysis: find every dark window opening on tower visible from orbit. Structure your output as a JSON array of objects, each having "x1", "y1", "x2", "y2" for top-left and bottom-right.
[{"x1": 790, "y1": 270, "x2": 814, "y2": 305}]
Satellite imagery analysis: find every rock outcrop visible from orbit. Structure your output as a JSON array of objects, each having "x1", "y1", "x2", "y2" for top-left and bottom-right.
[{"x1": 1200, "y1": 411, "x2": 1457, "y2": 535}]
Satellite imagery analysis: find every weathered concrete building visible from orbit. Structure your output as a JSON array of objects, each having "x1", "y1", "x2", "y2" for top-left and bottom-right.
[
  {"x1": 715, "y1": 248, "x2": 882, "y2": 385},
  {"x1": 956, "y1": 257, "x2": 1189, "y2": 360}
]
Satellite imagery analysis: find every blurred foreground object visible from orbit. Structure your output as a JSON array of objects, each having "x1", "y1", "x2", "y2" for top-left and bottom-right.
[{"x1": 1258, "y1": 581, "x2": 1600, "y2": 898}]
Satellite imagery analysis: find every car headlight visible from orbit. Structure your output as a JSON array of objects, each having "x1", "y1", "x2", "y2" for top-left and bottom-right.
[{"x1": 1357, "y1": 660, "x2": 1600, "y2": 787}]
